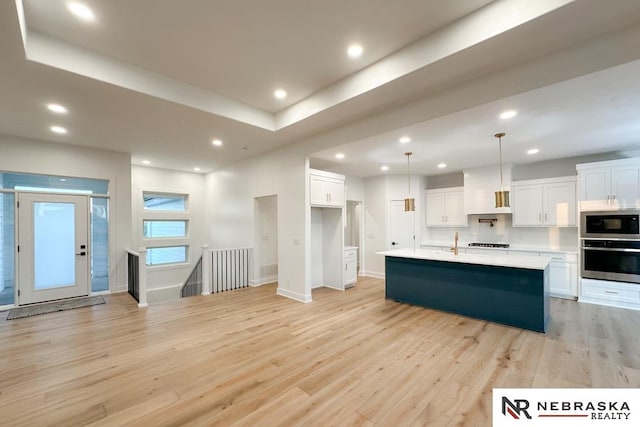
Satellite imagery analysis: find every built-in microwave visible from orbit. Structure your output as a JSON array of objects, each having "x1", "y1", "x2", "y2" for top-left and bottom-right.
[{"x1": 580, "y1": 210, "x2": 640, "y2": 239}]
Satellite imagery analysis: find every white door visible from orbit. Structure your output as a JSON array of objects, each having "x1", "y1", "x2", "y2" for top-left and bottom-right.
[
  {"x1": 18, "y1": 193, "x2": 89, "y2": 305},
  {"x1": 389, "y1": 200, "x2": 414, "y2": 250}
]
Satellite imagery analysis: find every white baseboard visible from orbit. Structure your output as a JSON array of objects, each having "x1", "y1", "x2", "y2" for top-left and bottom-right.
[
  {"x1": 360, "y1": 271, "x2": 385, "y2": 279},
  {"x1": 277, "y1": 287, "x2": 312, "y2": 303},
  {"x1": 250, "y1": 276, "x2": 277, "y2": 287}
]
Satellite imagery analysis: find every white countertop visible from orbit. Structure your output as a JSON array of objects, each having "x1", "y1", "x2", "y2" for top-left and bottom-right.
[
  {"x1": 420, "y1": 242, "x2": 578, "y2": 254},
  {"x1": 379, "y1": 248, "x2": 550, "y2": 270},
  {"x1": 344, "y1": 246, "x2": 359, "y2": 251}
]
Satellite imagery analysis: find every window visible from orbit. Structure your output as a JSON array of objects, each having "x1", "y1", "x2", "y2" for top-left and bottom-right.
[
  {"x1": 146, "y1": 246, "x2": 187, "y2": 266},
  {"x1": 0, "y1": 192, "x2": 15, "y2": 305},
  {"x1": 1, "y1": 172, "x2": 108, "y2": 194},
  {"x1": 91, "y1": 197, "x2": 109, "y2": 292},
  {"x1": 143, "y1": 220, "x2": 187, "y2": 238},
  {"x1": 143, "y1": 193, "x2": 186, "y2": 211}
]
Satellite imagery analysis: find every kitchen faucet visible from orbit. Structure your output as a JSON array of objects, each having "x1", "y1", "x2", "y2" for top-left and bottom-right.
[{"x1": 450, "y1": 232, "x2": 459, "y2": 255}]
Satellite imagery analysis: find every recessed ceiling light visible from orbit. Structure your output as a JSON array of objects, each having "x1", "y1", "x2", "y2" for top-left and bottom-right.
[
  {"x1": 527, "y1": 148, "x2": 540, "y2": 155},
  {"x1": 335, "y1": 153, "x2": 345, "y2": 159},
  {"x1": 437, "y1": 163, "x2": 447, "y2": 169},
  {"x1": 347, "y1": 44, "x2": 363, "y2": 58},
  {"x1": 499, "y1": 110, "x2": 517, "y2": 119},
  {"x1": 380, "y1": 165, "x2": 389, "y2": 172},
  {"x1": 274, "y1": 89, "x2": 287, "y2": 100},
  {"x1": 142, "y1": 160, "x2": 151, "y2": 165},
  {"x1": 67, "y1": 2, "x2": 96, "y2": 22},
  {"x1": 50, "y1": 125, "x2": 67, "y2": 134},
  {"x1": 212, "y1": 139, "x2": 223, "y2": 147},
  {"x1": 47, "y1": 103, "x2": 67, "y2": 114},
  {"x1": 193, "y1": 167, "x2": 201, "y2": 172},
  {"x1": 399, "y1": 136, "x2": 411, "y2": 144}
]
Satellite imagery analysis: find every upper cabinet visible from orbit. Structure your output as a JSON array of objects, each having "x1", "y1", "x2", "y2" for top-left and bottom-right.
[
  {"x1": 512, "y1": 177, "x2": 576, "y2": 227},
  {"x1": 577, "y1": 159, "x2": 640, "y2": 211},
  {"x1": 309, "y1": 168, "x2": 345, "y2": 208},
  {"x1": 425, "y1": 187, "x2": 466, "y2": 227}
]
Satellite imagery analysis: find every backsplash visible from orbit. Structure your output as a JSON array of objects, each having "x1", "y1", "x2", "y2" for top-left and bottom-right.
[{"x1": 424, "y1": 214, "x2": 579, "y2": 250}]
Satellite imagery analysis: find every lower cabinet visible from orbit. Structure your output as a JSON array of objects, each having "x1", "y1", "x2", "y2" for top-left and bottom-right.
[
  {"x1": 344, "y1": 247, "x2": 357, "y2": 288},
  {"x1": 580, "y1": 278, "x2": 640, "y2": 310},
  {"x1": 540, "y1": 252, "x2": 578, "y2": 299}
]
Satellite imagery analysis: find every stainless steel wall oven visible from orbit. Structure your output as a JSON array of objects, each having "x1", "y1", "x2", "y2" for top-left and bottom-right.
[{"x1": 580, "y1": 210, "x2": 640, "y2": 284}]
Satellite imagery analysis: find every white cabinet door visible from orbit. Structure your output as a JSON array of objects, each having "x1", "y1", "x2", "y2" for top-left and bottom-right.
[
  {"x1": 611, "y1": 167, "x2": 639, "y2": 209},
  {"x1": 578, "y1": 167, "x2": 611, "y2": 210},
  {"x1": 425, "y1": 188, "x2": 465, "y2": 227},
  {"x1": 326, "y1": 178, "x2": 344, "y2": 207},
  {"x1": 544, "y1": 181, "x2": 576, "y2": 226},
  {"x1": 425, "y1": 192, "x2": 445, "y2": 226},
  {"x1": 310, "y1": 175, "x2": 328, "y2": 205},
  {"x1": 444, "y1": 190, "x2": 466, "y2": 226},
  {"x1": 344, "y1": 248, "x2": 357, "y2": 286},
  {"x1": 512, "y1": 184, "x2": 543, "y2": 226}
]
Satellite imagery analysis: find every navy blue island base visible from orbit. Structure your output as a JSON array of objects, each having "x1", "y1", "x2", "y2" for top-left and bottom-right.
[{"x1": 384, "y1": 255, "x2": 550, "y2": 333}]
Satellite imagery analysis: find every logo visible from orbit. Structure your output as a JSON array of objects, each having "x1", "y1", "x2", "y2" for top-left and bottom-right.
[
  {"x1": 493, "y1": 389, "x2": 639, "y2": 426},
  {"x1": 502, "y1": 397, "x2": 532, "y2": 420}
]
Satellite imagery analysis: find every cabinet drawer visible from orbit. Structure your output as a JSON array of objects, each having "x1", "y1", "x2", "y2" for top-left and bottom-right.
[
  {"x1": 582, "y1": 280, "x2": 640, "y2": 304},
  {"x1": 345, "y1": 249, "x2": 357, "y2": 258}
]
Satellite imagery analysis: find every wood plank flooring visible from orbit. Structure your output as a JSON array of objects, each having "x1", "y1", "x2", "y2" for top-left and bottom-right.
[{"x1": 1, "y1": 277, "x2": 639, "y2": 426}]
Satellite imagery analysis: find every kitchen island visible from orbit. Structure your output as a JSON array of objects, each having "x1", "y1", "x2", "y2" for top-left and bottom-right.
[{"x1": 379, "y1": 248, "x2": 550, "y2": 332}]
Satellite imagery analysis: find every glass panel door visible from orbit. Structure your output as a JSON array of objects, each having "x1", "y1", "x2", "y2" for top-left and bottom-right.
[{"x1": 18, "y1": 193, "x2": 89, "y2": 305}]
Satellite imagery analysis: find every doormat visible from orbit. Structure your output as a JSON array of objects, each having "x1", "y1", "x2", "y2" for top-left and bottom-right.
[{"x1": 6, "y1": 296, "x2": 105, "y2": 320}]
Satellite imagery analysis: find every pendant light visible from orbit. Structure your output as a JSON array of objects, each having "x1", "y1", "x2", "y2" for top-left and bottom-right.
[
  {"x1": 404, "y1": 152, "x2": 415, "y2": 211},
  {"x1": 494, "y1": 132, "x2": 510, "y2": 208}
]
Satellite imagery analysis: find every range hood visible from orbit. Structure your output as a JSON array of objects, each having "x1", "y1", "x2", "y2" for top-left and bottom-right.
[{"x1": 463, "y1": 165, "x2": 513, "y2": 215}]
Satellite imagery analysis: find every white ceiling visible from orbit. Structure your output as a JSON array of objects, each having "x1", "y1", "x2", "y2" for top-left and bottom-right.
[{"x1": 2, "y1": 0, "x2": 640, "y2": 176}]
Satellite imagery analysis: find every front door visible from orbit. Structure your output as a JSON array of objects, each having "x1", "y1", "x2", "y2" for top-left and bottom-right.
[{"x1": 18, "y1": 193, "x2": 89, "y2": 305}]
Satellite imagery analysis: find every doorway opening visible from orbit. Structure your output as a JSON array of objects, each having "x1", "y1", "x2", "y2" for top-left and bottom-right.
[
  {"x1": 254, "y1": 195, "x2": 278, "y2": 287},
  {"x1": 345, "y1": 200, "x2": 362, "y2": 274}
]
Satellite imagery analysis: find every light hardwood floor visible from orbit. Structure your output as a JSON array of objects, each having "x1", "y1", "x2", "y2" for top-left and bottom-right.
[{"x1": 1, "y1": 277, "x2": 639, "y2": 426}]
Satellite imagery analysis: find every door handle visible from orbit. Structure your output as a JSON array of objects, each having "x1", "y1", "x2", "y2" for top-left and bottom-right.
[
  {"x1": 391, "y1": 241, "x2": 398, "y2": 245},
  {"x1": 76, "y1": 251, "x2": 86, "y2": 256}
]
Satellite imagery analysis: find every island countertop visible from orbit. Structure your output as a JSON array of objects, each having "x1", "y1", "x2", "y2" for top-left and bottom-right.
[{"x1": 378, "y1": 248, "x2": 550, "y2": 270}]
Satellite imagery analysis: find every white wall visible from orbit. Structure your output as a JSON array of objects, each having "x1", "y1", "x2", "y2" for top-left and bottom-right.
[
  {"x1": 344, "y1": 175, "x2": 365, "y2": 201},
  {"x1": 0, "y1": 135, "x2": 131, "y2": 292},
  {"x1": 131, "y1": 166, "x2": 206, "y2": 302},
  {"x1": 204, "y1": 146, "x2": 309, "y2": 302}
]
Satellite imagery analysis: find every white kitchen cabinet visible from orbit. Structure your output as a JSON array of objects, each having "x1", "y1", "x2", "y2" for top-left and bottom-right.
[
  {"x1": 577, "y1": 159, "x2": 640, "y2": 210},
  {"x1": 344, "y1": 247, "x2": 358, "y2": 287},
  {"x1": 425, "y1": 187, "x2": 466, "y2": 227},
  {"x1": 512, "y1": 177, "x2": 576, "y2": 227},
  {"x1": 540, "y1": 252, "x2": 578, "y2": 299},
  {"x1": 580, "y1": 278, "x2": 640, "y2": 310},
  {"x1": 309, "y1": 169, "x2": 345, "y2": 208}
]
